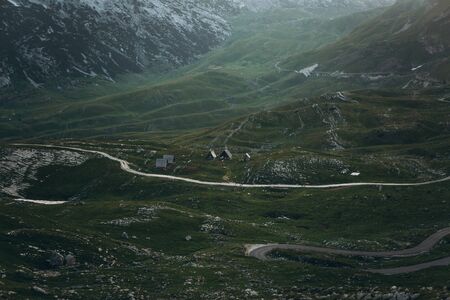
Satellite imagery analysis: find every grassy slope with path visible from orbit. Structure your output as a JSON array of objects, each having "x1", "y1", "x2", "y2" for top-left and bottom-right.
[
  {"x1": 35, "y1": 88, "x2": 447, "y2": 187},
  {"x1": 0, "y1": 8, "x2": 388, "y2": 140},
  {"x1": 1, "y1": 152, "x2": 450, "y2": 298},
  {"x1": 1, "y1": 88, "x2": 450, "y2": 295},
  {"x1": 1, "y1": 2, "x2": 450, "y2": 298},
  {"x1": 12, "y1": 143, "x2": 450, "y2": 189}
]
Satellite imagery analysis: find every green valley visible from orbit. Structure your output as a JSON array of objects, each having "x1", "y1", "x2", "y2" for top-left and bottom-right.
[{"x1": 1, "y1": 0, "x2": 450, "y2": 299}]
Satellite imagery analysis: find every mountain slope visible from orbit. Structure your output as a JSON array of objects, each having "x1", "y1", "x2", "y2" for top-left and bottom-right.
[
  {"x1": 0, "y1": 0, "x2": 239, "y2": 89},
  {"x1": 0, "y1": 0, "x2": 397, "y2": 90},
  {"x1": 237, "y1": 0, "x2": 394, "y2": 15},
  {"x1": 0, "y1": 7, "x2": 387, "y2": 140},
  {"x1": 192, "y1": 7, "x2": 385, "y2": 75},
  {"x1": 283, "y1": 0, "x2": 450, "y2": 81}
]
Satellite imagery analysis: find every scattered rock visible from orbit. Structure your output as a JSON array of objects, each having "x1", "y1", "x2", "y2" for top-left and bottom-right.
[
  {"x1": 393, "y1": 292, "x2": 409, "y2": 300},
  {"x1": 122, "y1": 232, "x2": 129, "y2": 239},
  {"x1": 34, "y1": 270, "x2": 61, "y2": 278},
  {"x1": 32, "y1": 286, "x2": 48, "y2": 295},
  {"x1": 128, "y1": 291, "x2": 136, "y2": 300},
  {"x1": 185, "y1": 235, "x2": 192, "y2": 241},
  {"x1": 244, "y1": 288, "x2": 259, "y2": 297},
  {"x1": 65, "y1": 254, "x2": 76, "y2": 266}
]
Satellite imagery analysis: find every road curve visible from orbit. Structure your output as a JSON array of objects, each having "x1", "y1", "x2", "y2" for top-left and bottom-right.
[
  {"x1": 367, "y1": 257, "x2": 450, "y2": 275},
  {"x1": 11, "y1": 143, "x2": 450, "y2": 189},
  {"x1": 246, "y1": 228, "x2": 450, "y2": 275},
  {"x1": 11, "y1": 144, "x2": 450, "y2": 273}
]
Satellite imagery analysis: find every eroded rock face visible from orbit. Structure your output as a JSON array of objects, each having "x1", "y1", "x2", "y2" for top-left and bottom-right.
[
  {"x1": 0, "y1": 0, "x2": 397, "y2": 90},
  {"x1": 0, "y1": 0, "x2": 238, "y2": 89},
  {"x1": 0, "y1": 147, "x2": 88, "y2": 198}
]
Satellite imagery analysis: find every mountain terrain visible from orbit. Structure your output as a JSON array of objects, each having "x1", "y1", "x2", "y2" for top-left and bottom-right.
[
  {"x1": 0, "y1": 0, "x2": 395, "y2": 90},
  {"x1": 0, "y1": 86, "x2": 450, "y2": 298},
  {"x1": 1, "y1": 0, "x2": 450, "y2": 299},
  {"x1": 0, "y1": 5, "x2": 388, "y2": 139},
  {"x1": 282, "y1": 0, "x2": 450, "y2": 82},
  {"x1": 1, "y1": 0, "x2": 448, "y2": 142},
  {"x1": 238, "y1": 0, "x2": 395, "y2": 14},
  {"x1": 0, "y1": 0, "x2": 239, "y2": 89}
]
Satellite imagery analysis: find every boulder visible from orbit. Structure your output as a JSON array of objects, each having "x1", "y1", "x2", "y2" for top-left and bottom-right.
[
  {"x1": 48, "y1": 252, "x2": 64, "y2": 268},
  {"x1": 65, "y1": 254, "x2": 76, "y2": 266}
]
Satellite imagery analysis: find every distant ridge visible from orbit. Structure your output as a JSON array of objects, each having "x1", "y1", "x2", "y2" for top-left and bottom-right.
[{"x1": 283, "y1": 0, "x2": 450, "y2": 81}]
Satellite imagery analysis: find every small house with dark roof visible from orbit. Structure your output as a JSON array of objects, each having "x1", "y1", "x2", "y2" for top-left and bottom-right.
[
  {"x1": 220, "y1": 149, "x2": 233, "y2": 160},
  {"x1": 163, "y1": 155, "x2": 175, "y2": 164},
  {"x1": 156, "y1": 158, "x2": 168, "y2": 168},
  {"x1": 206, "y1": 149, "x2": 217, "y2": 160}
]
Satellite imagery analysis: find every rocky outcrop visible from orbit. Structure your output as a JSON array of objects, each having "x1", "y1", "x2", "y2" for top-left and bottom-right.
[{"x1": 0, "y1": 0, "x2": 238, "y2": 89}]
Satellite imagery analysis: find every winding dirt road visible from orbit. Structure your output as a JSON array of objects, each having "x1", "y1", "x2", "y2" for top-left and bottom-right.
[
  {"x1": 246, "y1": 228, "x2": 450, "y2": 275},
  {"x1": 11, "y1": 143, "x2": 450, "y2": 190},
  {"x1": 368, "y1": 257, "x2": 450, "y2": 275},
  {"x1": 9, "y1": 144, "x2": 450, "y2": 273}
]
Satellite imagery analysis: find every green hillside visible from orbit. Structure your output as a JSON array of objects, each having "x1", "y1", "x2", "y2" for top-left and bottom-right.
[
  {"x1": 1, "y1": 85, "x2": 450, "y2": 297},
  {"x1": 283, "y1": 0, "x2": 450, "y2": 81},
  {"x1": 0, "y1": 8, "x2": 386, "y2": 140},
  {"x1": 2, "y1": 2, "x2": 450, "y2": 298},
  {"x1": 128, "y1": 87, "x2": 450, "y2": 186}
]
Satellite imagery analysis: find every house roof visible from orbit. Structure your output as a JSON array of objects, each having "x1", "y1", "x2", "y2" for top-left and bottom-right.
[
  {"x1": 156, "y1": 158, "x2": 168, "y2": 167},
  {"x1": 206, "y1": 150, "x2": 217, "y2": 160},
  {"x1": 220, "y1": 149, "x2": 232, "y2": 158}
]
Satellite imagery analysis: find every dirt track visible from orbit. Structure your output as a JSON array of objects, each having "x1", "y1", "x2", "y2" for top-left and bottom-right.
[
  {"x1": 12, "y1": 143, "x2": 450, "y2": 190},
  {"x1": 246, "y1": 228, "x2": 450, "y2": 275},
  {"x1": 8, "y1": 144, "x2": 450, "y2": 274}
]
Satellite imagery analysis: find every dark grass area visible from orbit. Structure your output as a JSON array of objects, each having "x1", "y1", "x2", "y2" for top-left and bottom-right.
[{"x1": 1, "y1": 147, "x2": 450, "y2": 297}]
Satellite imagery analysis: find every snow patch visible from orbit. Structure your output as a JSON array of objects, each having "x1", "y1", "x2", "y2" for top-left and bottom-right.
[
  {"x1": 0, "y1": 76, "x2": 11, "y2": 88},
  {"x1": 402, "y1": 80, "x2": 413, "y2": 89},
  {"x1": 394, "y1": 22, "x2": 412, "y2": 35},
  {"x1": 23, "y1": 70, "x2": 42, "y2": 88},
  {"x1": 73, "y1": 66, "x2": 97, "y2": 77},
  {"x1": 336, "y1": 92, "x2": 347, "y2": 101},
  {"x1": 6, "y1": 0, "x2": 20, "y2": 7},
  {"x1": 296, "y1": 63, "x2": 319, "y2": 77}
]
